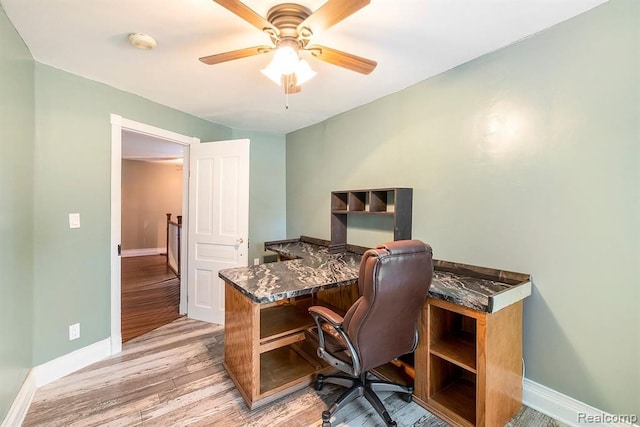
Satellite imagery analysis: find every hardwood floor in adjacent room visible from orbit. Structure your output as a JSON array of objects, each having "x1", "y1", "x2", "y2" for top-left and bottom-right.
[
  {"x1": 121, "y1": 255, "x2": 180, "y2": 342},
  {"x1": 23, "y1": 317, "x2": 566, "y2": 427}
]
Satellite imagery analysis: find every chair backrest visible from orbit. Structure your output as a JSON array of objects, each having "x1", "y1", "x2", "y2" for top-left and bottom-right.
[{"x1": 342, "y1": 240, "x2": 433, "y2": 372}]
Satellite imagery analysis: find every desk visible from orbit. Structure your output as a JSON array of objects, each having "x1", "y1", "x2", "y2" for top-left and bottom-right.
[{"x1": 218, "y1": 237, "x2": 531, "y2": 426}]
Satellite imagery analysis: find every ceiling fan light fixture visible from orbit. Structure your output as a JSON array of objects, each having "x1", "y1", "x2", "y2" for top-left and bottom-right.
[
  {"x1": 261, "y1": 62, "x2": 283, "y2": 85},
  {"x1": 271, "y1": 45, "x2": 300, "y2": 75},
  {"x1": 293, "y1": 59, "x2": 316, "y2": 85},
  {"x1": 261, "y1": 44, "x2": 316, "y2": 88}
]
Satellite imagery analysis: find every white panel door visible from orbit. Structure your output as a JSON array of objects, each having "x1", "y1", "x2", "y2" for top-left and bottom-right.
[{"x1": 187, "y1": 139, "x2": 249, "y2": 324}]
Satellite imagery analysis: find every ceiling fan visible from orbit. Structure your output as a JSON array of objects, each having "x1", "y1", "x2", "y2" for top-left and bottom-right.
[{"x1": 199, "y1": 0, "x2": 377, "y2": 94}]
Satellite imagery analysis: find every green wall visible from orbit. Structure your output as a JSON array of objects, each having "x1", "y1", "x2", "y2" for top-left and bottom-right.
[
  {"x1": 32, "y1": 64, "x2": 224, "y2": 364},
  {"x1": 286, "y1": 0, "x2": 639, "y2": 417},
  {"x1": 0, "y1": 5, "x2": 34, "y2": 420},
  {"x1": 232, "y1": 129, "x2": 287, "y2": 262},
  {"x1": 0, "y1": 3, "x2": 288, "y2": 414},
  {"x1": 32, "y1": 64, "x2": 287, "y2": 365}
]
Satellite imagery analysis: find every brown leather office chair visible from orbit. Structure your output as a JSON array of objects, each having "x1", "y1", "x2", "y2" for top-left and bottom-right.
[{"x1": 308, "y1": 240, "x2": 433, "y2": 427}]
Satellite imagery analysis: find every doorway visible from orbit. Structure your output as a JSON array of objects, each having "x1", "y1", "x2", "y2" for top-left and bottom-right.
[
  {"x1": 120, "y1": 132, "x2": 185, "y2": 341},
  {"x1": 110, "y1": 114, "x2": 198, "y2": 354},
  {"x1": 120, "y1": 254, "x2": 180, "y2": 341}
]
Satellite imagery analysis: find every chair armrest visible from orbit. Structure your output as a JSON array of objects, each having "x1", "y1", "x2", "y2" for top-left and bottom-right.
[
  {"x1": 308, "y1": 305, "x2": 344, "y2": 328},
  {"x1": 308, "y1": 305, "x2": 361, "y2": 376}
]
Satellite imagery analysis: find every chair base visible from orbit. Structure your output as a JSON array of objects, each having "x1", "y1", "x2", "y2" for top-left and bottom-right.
[{"x1": 315, "y1": 372, "x2": 413, "y2": 427}]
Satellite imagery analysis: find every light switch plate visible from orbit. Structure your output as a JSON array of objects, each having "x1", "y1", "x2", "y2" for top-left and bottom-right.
[{"x1": 69, "y1": 213, "x2": 81, "y2": 229}]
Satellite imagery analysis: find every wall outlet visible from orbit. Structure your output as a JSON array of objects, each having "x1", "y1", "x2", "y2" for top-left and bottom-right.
[
  {"x1": 253, "y1": 258, "x2": 260, "y2": 266},
  {"x1": 69, "y1": 323, "x2": 80, "y2": 340},
  {"x1": 68, "y1": 213, "x2": 81, "y2": 229}
]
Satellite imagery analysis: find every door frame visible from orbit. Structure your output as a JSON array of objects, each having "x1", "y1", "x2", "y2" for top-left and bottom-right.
[{"x1": 110, "y1": 114, "x2": 199, "y2": 355}]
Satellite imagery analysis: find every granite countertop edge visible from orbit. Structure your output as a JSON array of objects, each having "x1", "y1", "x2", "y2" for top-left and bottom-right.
[{"x1": 219, "y1": 238, "x2": 531, "y2": 312}]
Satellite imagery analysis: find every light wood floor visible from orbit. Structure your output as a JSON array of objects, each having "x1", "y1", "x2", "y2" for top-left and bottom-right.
[
  {"x1": 23, "y1": 317, "x2": 566, "y2": 427},
  {"x1": 121, "y1": 255, "x2": 180, "y2": 342}
]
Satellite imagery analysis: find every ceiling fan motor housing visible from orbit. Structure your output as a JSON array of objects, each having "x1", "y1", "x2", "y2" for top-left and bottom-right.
[{"x1": 266, "y1": 3, "x2": 312, "y2": 47}]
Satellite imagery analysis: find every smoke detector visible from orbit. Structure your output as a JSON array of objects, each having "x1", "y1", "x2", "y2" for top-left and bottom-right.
[{"x1": 128, "y1": 33, "x2": 157, "y2": 50}]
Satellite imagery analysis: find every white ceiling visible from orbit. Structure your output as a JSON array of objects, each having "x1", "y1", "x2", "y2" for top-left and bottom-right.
[
  {"x1": 122, "y1": 130, "x2": 185, "y2": 160},
  {"x1": 2, "y1": 0, "x2": 607, "y2": 134}
]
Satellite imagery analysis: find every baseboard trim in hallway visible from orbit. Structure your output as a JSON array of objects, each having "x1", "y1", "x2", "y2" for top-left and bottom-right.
[{"x1": 121, "y1": 248, "x2": 166, "y2": 258}]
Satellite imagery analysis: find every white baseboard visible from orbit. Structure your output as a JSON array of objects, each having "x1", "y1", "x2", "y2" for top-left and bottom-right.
[
  {"x1": 32, "y1": 338, "x2": 111, "y2": 388},
  {"x1": 1, "y1": 370, "x2": 35, "y2": 427},
  {"x1": 121, "y1": 248, "x2": 166, "y2": 257},
  {"x1": 523, "y1": 378, "x2": 638, "y2": 427}
]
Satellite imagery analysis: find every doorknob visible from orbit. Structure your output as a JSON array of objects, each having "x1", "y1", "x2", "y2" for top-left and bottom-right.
[{"x1": 237, "y1": 238, "x2": 244, "y2": 245}]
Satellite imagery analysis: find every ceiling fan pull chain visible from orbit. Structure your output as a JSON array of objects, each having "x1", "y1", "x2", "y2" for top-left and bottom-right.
[{"x1": 285, "y1": 74, "x2": 290, "y2": 110}]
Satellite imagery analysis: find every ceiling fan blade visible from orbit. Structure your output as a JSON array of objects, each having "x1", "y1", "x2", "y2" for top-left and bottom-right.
[
  {"x1": 199, "y1": 45, "x2": 273, "y2": 65},
  {"x1": 306, "y1": 45, "x2": 377, "y2": 74},
  {"x1": 212, "y1": 0, "x2": 278, "y2": 36},
  {"x1": 297, "y1": 0, "x2": 370, "y2": 38}
]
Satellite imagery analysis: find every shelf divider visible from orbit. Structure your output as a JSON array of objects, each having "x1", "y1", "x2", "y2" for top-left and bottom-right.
[{"x1": 430, "y1": 331, "x2": 476, "y2": 373}]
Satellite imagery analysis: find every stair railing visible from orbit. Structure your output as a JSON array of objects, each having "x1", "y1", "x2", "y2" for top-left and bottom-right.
[{"x1": 166, "y1": 213, "x2": 182, "y2": 276}]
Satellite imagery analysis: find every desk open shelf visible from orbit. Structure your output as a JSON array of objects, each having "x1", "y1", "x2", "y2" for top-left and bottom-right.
[
  {"x1": 414, "y1": 297, "x2": 524, "y2": 427},
  {"x1": 224, "y1": 284, "x2": 331, "y2": 409},
  {"x1": 259, "y1": 343, "x2": 321, "y2": 395},
  {"x1": 259, "y1": 301, "x2": 314, "y2": 353},
  {"x1": 429, "y1": 304, "x2": 477, "y2": 373},
  {"x1": 429, "y1": 372, "x2": 476, "y2": 426}
]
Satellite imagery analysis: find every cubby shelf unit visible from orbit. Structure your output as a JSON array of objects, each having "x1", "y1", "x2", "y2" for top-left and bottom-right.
[{"x1": 330, "y1": 188, "x2": 412, "y2": 253}]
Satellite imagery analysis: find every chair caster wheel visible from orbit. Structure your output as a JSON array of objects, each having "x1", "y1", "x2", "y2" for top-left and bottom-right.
[
  {"x1": 388, "y1": 421, "x2": 397, "y2": 426},
  {"x1": 403, "y1": 392, "x2": 413, "y2": 403},
  {"x1": 322, "y1": 410, "x2": 331, "y2": 427},
  {"x1": 315, "y1": 374, "x2": 325, "y2": 390}
]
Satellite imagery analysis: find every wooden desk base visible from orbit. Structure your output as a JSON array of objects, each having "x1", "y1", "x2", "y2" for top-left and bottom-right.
[
  {"x1": 414, "y1": 298, "x2": 524, "y2": 427},
  {"x1": 223, "y1": 282, "x2": 523, "y2": 426},
  {"x1": 224, "y1": 282, "x2": 335, "y2": 409}
]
